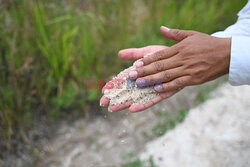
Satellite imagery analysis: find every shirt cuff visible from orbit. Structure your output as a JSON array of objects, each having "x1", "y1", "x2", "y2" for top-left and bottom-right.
[
  {"x1": 229, "y1": 36, "x2": 250, "y2": 86},
  {"x1": 211, "y1": 31, "x2": 232, "y2": 38}
]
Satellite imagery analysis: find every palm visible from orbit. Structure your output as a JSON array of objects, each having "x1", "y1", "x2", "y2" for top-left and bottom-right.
[{"x1": 100, "y1": 45, "x2": 180, "y2": 112}]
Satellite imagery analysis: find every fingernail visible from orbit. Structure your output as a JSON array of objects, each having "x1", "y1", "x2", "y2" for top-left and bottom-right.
[
  {"x1": 118, "y1": 50, "x2": 125, "y2": 58},
  {"x1": 136, "y1": 61, "x2": 144, "y2": 68},
  {"x1": 136, "y1": 78, "x2": 146, "y2": 87},
  {"x1": 161, "y1": 26, "x2": 170, "y2": 31},
  {"x1": 129, "y1": 71, "x2": 138, "y2": 79},
  {"x1": 154, "y1": 84, "x2": 163, "y2": 91}
]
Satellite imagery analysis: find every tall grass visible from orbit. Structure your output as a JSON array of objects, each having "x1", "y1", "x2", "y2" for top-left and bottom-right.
[{"x1": 0, "y1": 0, "x2": 247, "y2": 142}]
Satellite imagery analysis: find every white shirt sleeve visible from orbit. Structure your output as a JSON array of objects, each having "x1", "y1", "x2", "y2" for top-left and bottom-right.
[
  {"x1": 230, "y1": 36, "x2": 250, "y2": 86},
  {"x1": 212, "y1": 1, "x2": 250, "y2": 86}
]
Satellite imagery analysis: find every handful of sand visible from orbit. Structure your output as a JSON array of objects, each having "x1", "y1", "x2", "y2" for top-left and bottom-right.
[{"x1": 102, "y1": 60, "x2": 159, "y2": 107}]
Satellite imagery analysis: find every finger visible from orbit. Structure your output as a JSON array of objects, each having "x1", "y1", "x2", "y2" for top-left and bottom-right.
[
  {"x1": 102, "y1": 76, "x2": 125, "y2": 93},
  {"x1": 109, "y1": 100, "x2": 133, "y2": 112},
  {"x1": 160, "y1": 26, "x2": 197, "y2": 42},
  {"x1": 131, "y1": 57, "x2": 182, "y2": 79},
  {"x1": 100, "y1": 96, "x2": 110, "y2": 106},
  {"x1": 154, "y1": 76, "x2": 191, "y2": 93},
  {"x1": 136, "y1": 67, "x2": 185, "y2": 87},
  {"x1": 117, "y1": 72, "x2": 129, "y2": 78},
  {"x1": 141, "y1": 47, "x2": 178, "y2": 66},
  {"x1": 118, "y1": 45, "x2": 167, "y2": 60},
  {"x1": 129, "y1": 89, "x2": 180, "y2": 113},
  {"x1": 102, "y1": 81, "x2": 114, "y2": 93}
]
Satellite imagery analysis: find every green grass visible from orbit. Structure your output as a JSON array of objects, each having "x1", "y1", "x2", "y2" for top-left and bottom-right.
[
  {"x1": 153, "y1": 109, "x2": 189, "y2": 137},
  {"x1": 0, "y1": 0, "x2": 247, "y2": 143},
  {"x1": 122, "y1": 156, "x2": 157, "y2": 167}
]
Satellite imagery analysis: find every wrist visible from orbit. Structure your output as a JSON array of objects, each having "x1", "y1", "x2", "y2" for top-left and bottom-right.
[{"x1": 219, "y1": 38, "x2": 231, "y2": 75}]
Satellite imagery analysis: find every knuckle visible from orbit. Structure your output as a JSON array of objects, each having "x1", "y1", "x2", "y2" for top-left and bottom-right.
[
  {"x1": 153, "y1": 61, "x2": 164, "y2": 72},
  {"x1": 137, "y1": 68, "x2": 146, "y2": 76},
  {"x1": 193, "y1": 74, "x2": 205, "y2": 84},
  {"x1": 162, "y1": 84, "x2": 170, "y2": 92},
  {"x1": 174, "y1": 30, "x2": 183, "y2": 38},
  {"x1": 142, "y1": 56, "x2": 152, "y2": 65},
  {"x1": 194, "y1": 69, "x2": 202, "y2": 76},
  {"x1": 192, "y1": 77, "x2": 202, "y2": 85},
  {"x1": 193, "y1": 69, "x2": 205, "y2": 81},
  {"x1": 175, "y1": 79, "x2": 184, "y2": 87},
  {"x1": 141, "y1": 57, "x2": 148, "y2": 65},
  {"x1": 162, "y1": 71, "x2": 171, "y2": 81},
  {"x1": 180, "y1": 46, "x2": 192, "y2": 56},
  {"x1": 176, "y1": 42, "x2": 185, "y2": 50},
  {"x1": 175, "y1": 42, "x2": 186, "y2": 51},
  {"x1": 176, "y1": 30, "x2": 182, "y2": 36},
  {"x1": 153, "y1": 50, "x2": 165, "y2": 61}
]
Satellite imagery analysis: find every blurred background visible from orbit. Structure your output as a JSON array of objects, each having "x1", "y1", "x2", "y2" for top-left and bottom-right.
[{"x1": 0, "y1": 0, "x2": 247, "y2": 166}]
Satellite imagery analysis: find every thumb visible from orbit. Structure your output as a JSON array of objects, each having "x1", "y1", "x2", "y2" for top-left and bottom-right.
[{"x1": 160, "y1": 26, "x2": 197, "y2": 42}]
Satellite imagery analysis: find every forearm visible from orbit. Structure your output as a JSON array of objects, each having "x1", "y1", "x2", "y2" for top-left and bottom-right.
[{"x1": 211, "y1": 1, "x2": 250, "y2": 86}]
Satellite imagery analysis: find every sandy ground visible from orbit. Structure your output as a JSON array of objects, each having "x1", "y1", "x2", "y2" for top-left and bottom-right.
[
  {"x1": 34, "y1": 86, "x2": 199, "y2": 167},
  {"x1": 1, "y1": 79, "x2": 225, "y2": 167},
  {"x1": 141, "y1": 83, "x2": 250, "y2": 167}
]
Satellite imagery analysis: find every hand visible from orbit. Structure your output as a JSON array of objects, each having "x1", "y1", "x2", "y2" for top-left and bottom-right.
[
  {"x1": 100, "y1": 45, "x2": 181, "y2": 113},
  {"x1": 129, "y1": 26, "x2": 231, "y2": 93}
]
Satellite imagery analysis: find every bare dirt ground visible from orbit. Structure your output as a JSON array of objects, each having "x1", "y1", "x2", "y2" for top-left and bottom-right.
[
  {"x1": 1, "y1": 79, "x2": 223, "y2": 167},
  {"x1": 35, "y1": 86, "x2": 199, "y2": 167},
  {"x1": 141, "y1": 83, "x2": 250, "y2": 167}
]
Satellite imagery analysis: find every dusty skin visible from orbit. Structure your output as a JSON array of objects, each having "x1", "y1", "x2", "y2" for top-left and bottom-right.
[
  {"x1": 101, "y1": 60, "x2": 159, "y2": 112},
  {"x1": 100, "y1": 45, "x2": 181, "y2": 113}
]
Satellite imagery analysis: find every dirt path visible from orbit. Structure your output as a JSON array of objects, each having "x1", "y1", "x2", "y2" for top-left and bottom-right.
[
  {"x1": 2, "y1": 79, "x2": 224, "y2": 167},
  {"x1": 141, "y1": 83, "x2": 250, "y2": 167},
  {"x1": 35, "y1": 85, "x2": 200, "y2": 167}
]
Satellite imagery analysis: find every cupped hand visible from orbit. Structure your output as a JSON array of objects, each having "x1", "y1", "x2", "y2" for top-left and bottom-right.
[
  {"x1": 129, "y1": 26, "x2": 231, "y2": 93},
  {"x1": 100, "y1": 45, "x2": 181, "y2": 113}
]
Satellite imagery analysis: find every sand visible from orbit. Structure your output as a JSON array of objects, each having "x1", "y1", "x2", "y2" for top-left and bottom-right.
[
  {"x1": 102, "y1": 60, "x2": 159, "y2": 107},
  {"x1": 140, "y1": 83, "x2": 250, "y2": 167}
]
